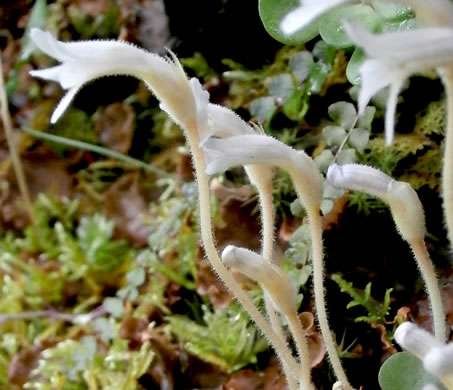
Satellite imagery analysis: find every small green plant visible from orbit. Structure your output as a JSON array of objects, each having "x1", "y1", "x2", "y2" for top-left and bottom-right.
[
  {"x1": 331, "y1": 274, "x2": 392, "y2": 325},
  {"x1": 167, "y1": 303, "x2": 268, "y2": 373}
]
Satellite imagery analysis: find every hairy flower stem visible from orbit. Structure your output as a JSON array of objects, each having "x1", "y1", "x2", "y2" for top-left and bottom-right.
[
  {"x1": 287, "y1": 165, "x2": 352, "y2": 389},
  {"x1": 442, "y1": 375, "x2": 453, "y2": 390},
  {"x1": 187, "y1": 129, "x2": 301, "y2": 380},
  {"x1": 442, "y1": 66, "x2": 453, "y2": 252},
  {"x1": 307, "y1": 208, "x2": 352, "y2": 390},
  {"x1": 287, "y1": 312, "x2": 315, "y2": 390},
  {"x1": 0, "y1": 54, "x2": 35, "y2": 225},
  {"x1": 251, "y1": 167, "x2": 299, "y2": 390},
  {"x1": 410, "y1": 239, "x2": 446, "y2": 341}
]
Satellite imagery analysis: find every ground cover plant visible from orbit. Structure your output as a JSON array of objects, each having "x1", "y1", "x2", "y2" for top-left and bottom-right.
[{"x1": 1, "y1": 0, "x2": 453, "y2": 389}]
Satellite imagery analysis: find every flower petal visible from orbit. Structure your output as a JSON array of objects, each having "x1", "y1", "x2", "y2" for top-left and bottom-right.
[
  {"x1": 189, "y1": 78, "x2": 210, "y2": 140},
  {"x1": 203, "y1": 134, "x2": 291, "y2": 175},
  {"x1": 30, "y1": 29, "x2": 197, "y2": 128},
  {"x1": 357, "y1": 59, "x2": 401, "y2": 114},
  {"x1": 385, "y1": 78, "x2": 405, "y2": 145},
  {"x1": 51, "y1": 86, "x2": 81, "y2": 124},
  {"x1": 281, "y1": 0, "x2": 351, "y2": 35},
  {"x1": 327, "y1": 163, "x2": 393, "y2": 198}
]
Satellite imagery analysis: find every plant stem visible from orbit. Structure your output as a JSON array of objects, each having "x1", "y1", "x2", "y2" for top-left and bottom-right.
[
  {"x1": 441, "y1": 65, "x2": 453, "y2": 251},
  {"x1": 287, "y1": 163, "x2": 352, "y2": 389},
  {"x1": 251, "y1": 166, "x2": 299, "y2": 389},
  {"x1": 442, "y1": 374, "x2": 453, "y2": 390},
  {"x1": 187, "y1": 129, "x2": 301, "y2": 379},
  {"x1": 0, "y1": 55, "x2": 35, "y2": 225},
  {"x1": 409, "y1": 238, "x2": 446, "y2": 341},
  {"x1": 307, "y1": 208, "x2": 353, "y2": 390},
  {"x1": 286, "y1": 312, "x2": 315, "y2": 390}
]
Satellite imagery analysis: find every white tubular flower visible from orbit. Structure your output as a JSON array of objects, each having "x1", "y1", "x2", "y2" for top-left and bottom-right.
[
  {"x1": 423, "y1": 385, "x2": 440, "y2": 390},
  {"x1": 280, "y1": 0, "x2": 352, "y2": 35},
  {"x1": 394, "y1": 322, "x2": 443, "y2": 361},
  {"x1": 327, "y1": 163, "x2": 426, "y2": 242},
  {"x1": 203, "y1": 134, "x2": 322, "y2": 210},
  {"x1": 343, "y1": 22, "x2": 453, "y2": 145},
  {"x1": 221, "y1": 245, "x2": 297, "y2": 315},
  {"x1": 29, "y1": 28, "x2": 196, "y2": 127},
  {"x1": 424, "y1": 344, "x2": 453, "y2": 377}
]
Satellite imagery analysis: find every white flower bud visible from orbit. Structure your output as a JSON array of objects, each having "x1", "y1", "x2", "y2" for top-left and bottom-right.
[
  {"x1": 221, "y1": 245, "x2": 297, "y2": 316},
  {"x1": 424, "y1": 344, "x2": 453, "y2": 377},
  {"x1": 394, "y1": 322, "x2": 442, "y2": 360},
  {"x1": 327, "y1": 163, "x2": 426, "y2": 243}
]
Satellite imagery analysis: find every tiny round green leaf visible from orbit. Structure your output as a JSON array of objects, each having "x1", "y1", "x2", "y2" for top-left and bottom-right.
[
  {"x1": 319, "y1": 4, "x2": 382, "y2": 48},
  {"x1": 258, "y1": 0, "x2": 320, "y2": 45},
  {"x1": 379, "y1": 352, "x2": 443, "y2": 390}
]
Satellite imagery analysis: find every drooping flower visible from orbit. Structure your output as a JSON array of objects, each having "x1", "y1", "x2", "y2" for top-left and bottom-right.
[
  {"x1": 280, "y1": 0, "x2": 351, "y2": 35},
  {"x1": 280, "y1": 0, "x2": 453, "y2": 36},
  {"x1": 203, "y1": 134, "x2": 322, "y2": 210},
  {"x1": 343, "y1": 22, "x2": 453, "y2": 144},
  {"x1": 30, "y1": 28, "x2": 196, "y2": 128},
  {"x1": 327, "y1": 163, "x2": 425, "y2": 242},
  {"x1": 395, "y1": 322, "x2": 453, "y2": 385}
]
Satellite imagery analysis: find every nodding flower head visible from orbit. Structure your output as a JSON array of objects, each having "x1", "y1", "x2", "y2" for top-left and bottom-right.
[
  {"x1": 280, "y1": 0, "x2": 453, "y2": 37},
  {"x1": 327, "y1": 163, "x2": 426, "y2": 242},
  {"x1": 343, "y1": 21, "x2": 453, "y2": 145},
  {"x1": 221, "y1": 245, "x2": 297, "y2": 315},
  {"x1": 29, "y1": 28, "x2": 196, "y2": 128},
  {"x1": 280, "y1": 0, "x2": 350, "y2": 35},
  {"x1": 395, "y1": 322, "x2": 453, "y2": 380},
  {"x1": 203, "y1": 133, "x2": 322, "y2": 210}
]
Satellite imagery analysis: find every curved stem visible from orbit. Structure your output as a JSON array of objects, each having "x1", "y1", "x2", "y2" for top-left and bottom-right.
[
  {"x1": 188, "y1": 133, "x2": 301, "y2": 379},
  {"x1": 0, "y1": 54, "x2": 35, "y2": 225},
  {"x1": 287, "y1": 163, "x2": 352, "y2": 389},
  {"x1": 252, "y1": 170, "x2": 298, "y2": 389},
  {"x1": 409, "y1": 239, "x2": 446, "y2": 341},
  {"x1": 287, "y1": 312, "x2": 315, "y2": 390},
  {"x1": 441, "y1": 65, "x2": 453, "y2": 250},
  {"x1": 307, "y1": 209, "x2": 352, "y2": 390},
  {"x1": 442, "y1": 374, "x2": 453, "y2": 390}
]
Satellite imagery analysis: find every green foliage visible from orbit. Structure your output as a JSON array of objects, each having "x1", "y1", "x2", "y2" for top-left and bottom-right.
[
  {"x1": 378, "y1": 352, "x2": 444, "y2": 390},
  {"x1": 24, "y1": 336, "x2": 154, "y2": 390},
  {"x1": 258, "y1": 0, "x2": 414, "y2": 83},
  {"x1": 284, "y1": 223, "x2": 313, "y2": 294},
  {"x1": 331, "y1": 274, "x2": 392, "y2": 324},
  {"x1": 347, "y1": 192, "x2": 387, "y2": 216},
  {"x1": 167, "y1": 303, "x2": 268, "y2": 373},
  {"x1": 68, "y1": 0, "x2": 120, "y2": 39}
]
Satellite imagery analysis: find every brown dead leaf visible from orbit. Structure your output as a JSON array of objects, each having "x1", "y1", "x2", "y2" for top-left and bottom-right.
[
  {"x1": 8, "y1": 338, "x2": 58, "y2": 388},
  {"x1": 223, "y1": 361, "x2": 286, "y2": 390},
  {"x1": 94, "y1": 102, "x2": 135, "y2": 154},
  {"x1": 196, "y1": 253, "x2": 233, "y2": 309},
  {"x1": 0, "y1": 147, "x2": 74, "y2": 229},
  {"x1": 119, "y1": 316, "x2": 149, "y2": 349},
  {"x1": 103, "y1": 173, "x2": 151, "y2": 247},
  {"x1": 322, "y1": 195, "x2": 348, "y2": 231},
  {"x1": 298, "y1": 312, "x2": 327, "y2": 368}
]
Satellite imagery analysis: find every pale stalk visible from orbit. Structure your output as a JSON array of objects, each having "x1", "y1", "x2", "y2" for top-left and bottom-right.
[
  {"x1": 288, "y1": 167, "x2": 352, "y2": 390},
  {"x1": 0, "y1": 54, "x2": 34, "y2": 225},
  {"x1": 252, "y1": 168, "x2": 299, "y2": 390},
  {"x1": 287, "y1": 312, "x2": 316, "y2": 390},
  {"x1": 441, "y1": 65, "x2": 453, "y2": 251},
  {"x1": 442, "y1": 374, "x2": 453, "y2": 390},
  {"x1": 307, "y1": 208, "x2": 352, "y2": 390},
  {"x1": 186, "y1": 125, "x2": 301, "y2": 379},
  {"x1": 409, "y1": 239, "x2": 446, "y2": 341}
]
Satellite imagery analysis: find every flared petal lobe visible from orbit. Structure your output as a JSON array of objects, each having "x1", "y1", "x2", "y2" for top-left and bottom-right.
[
  {"x1": 281, "y1": 0, "x2": 351, "y2": 35},
  {"x1": 30, "y1": 28, "x2": 196, "y2": 127}
]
